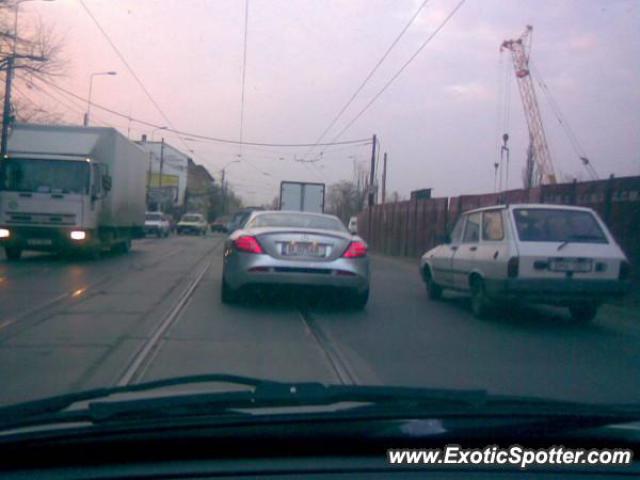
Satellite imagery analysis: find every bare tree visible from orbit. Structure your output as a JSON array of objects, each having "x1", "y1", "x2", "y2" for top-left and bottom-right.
[
  {"x1": 326, "y1": 180, "x2": 366, "y2": 224},
  {"x1": 1, "y1": 1, "x2": 67, "y2": 125}
]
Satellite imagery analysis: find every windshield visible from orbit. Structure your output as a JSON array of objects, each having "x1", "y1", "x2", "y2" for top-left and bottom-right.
[
  {"x1": 1, "y1": 1, "x2": 639, "y2": 459},
  {"x1": 248, "y1": 212, "x2": 345, "y2": 231},
  {"x1": 0, "y1": 158, "x2": 89, "y2": 194},
  {"x1": 514, "y1": 208, "x2": 608, "y2": 243}
]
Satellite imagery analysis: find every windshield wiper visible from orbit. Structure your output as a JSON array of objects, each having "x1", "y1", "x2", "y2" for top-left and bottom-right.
[{"x1": 0, "y1": 374, "x2": 486, "y2": 429}]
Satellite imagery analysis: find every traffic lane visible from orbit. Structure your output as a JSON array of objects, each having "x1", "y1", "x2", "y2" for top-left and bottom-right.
[
  {"x1": 0, "y1": 236, "x2": 186, "y2": 323},
  {"x1": 0, "y1": 235, "x2": 222, "y2": 406},
  {"x1": 139, "y1": 250, "x2": 341, "y2": 385},
  {"x1": 307, "y1": 254, "x2": 640, "y2": 404}
]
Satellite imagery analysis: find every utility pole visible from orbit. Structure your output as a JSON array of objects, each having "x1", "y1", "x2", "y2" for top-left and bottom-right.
[
  {"x1": 367, "y1": 134, "x2": 377, "y2": 242},
  {"x1": 158, "y1": 138, "x2": 165, "y2": 187},
  {"x1": 1, "y1": 56, "x2": 15, "y2": 157},
  {"x1": 221, "y1": 168, "x2": 226, "y2": 214},
  {"x1": 381, "y1": 152, "x2": 387, "y2": 204}
]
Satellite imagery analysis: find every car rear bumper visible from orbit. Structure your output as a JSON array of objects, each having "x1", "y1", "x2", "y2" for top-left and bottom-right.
[
  {"x1": 224, "y1": 252, "x2": 369, "y2": 293},
  {"x1": 485, "y1": 277, "x2": 631, "y2": 305}
]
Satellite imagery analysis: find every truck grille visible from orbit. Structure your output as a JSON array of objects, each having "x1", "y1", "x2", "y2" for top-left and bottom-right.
[{"x1": 5, "y1": 212, "x2": 76, "y2": 226}]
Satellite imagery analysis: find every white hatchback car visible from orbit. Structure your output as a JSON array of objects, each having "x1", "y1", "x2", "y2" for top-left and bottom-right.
[{"x1": 420, "y1": 204, "x2": 631, "y2": 322}]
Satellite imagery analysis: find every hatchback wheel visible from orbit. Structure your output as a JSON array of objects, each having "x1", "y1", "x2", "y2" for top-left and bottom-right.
[
  {"x1": 470, "y1": 277, "x2": 491, "y2": 319},
  {"x1": 569, "y1": 303, "x2": 599, "y2": 323},
  {"x1": 423, "y1": 268, "x2": 442, "y2": 300}
]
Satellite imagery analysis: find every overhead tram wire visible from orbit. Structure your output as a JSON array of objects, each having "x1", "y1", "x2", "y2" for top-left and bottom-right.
[
  {"x1": 238, "y1": 0, "x2": 250, "y2": 156},
  {"x1": 327, "y1": 0, "x2": 467, "y2": 144},
  {"x1": 78, "y1": 0, "x2": 203, "y2": 163},
  {"x1": 25, "y1": 73, "x2": 370, "y2": 148},
  {"x1": 305, "y1": 0, "x2": 433, "y2": 161}
]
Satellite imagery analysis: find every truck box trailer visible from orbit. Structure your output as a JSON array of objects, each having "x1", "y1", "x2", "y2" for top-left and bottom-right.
[
  {"x1": 279, "y1": 181, "x2": 325, "y2": 213},
  {"x1": 0, "y1": 124, "x2": 147, "y2": 259}
]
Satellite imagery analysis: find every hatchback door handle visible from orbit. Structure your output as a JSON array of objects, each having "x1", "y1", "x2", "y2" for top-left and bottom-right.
[{"x1": 469, "y1": 246, "x2": 477, "y2": 251}]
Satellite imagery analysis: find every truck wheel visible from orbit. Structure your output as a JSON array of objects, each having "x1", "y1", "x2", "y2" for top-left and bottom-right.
[
  {"x1": 569, "y1": 303, "x2": 599, "y2": 323},
  {"x1": 423, "y1": 267, "x2": 442, "y2": 300},
  {"x1": 4, "y1": 247, "x2": 22, "y2": 261},
  {"x1": 470, "y1": 277, "x2": 491, "y2": 319}
]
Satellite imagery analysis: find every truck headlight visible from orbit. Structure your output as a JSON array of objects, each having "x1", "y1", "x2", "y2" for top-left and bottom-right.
[
  {"x1": 70, "y1": 230, "x2": 86, "y2": 241},
  {"x1": 0, "y1": 228, "x2": 9, "y2": 238}
]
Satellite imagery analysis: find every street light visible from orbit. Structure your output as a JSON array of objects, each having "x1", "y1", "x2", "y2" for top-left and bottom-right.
[
  {"x1": 83, "y1": 71, "x2": 117, "y2": 126},
  {"x1": 13, "y1": 0, "x2": 56, "y2": 55}
]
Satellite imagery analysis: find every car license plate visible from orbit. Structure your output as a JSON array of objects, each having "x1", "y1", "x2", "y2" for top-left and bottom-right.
[
  {"x1": 27, "y1": 238, "x2": 53, "y2": 246},
  {"x1": 550, "y1": 258, "x2": 592, "y2": 272},
  {"x1": 282, "y1": 242, "x2": 326, "y2": 257}
]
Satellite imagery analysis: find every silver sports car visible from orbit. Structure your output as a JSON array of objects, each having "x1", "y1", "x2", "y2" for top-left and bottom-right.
[{"x1": 221, "y1": 210, "x2": 370, "y2": 308}]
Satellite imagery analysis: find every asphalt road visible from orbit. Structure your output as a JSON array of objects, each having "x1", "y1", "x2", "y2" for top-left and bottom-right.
[{"x1": 1, "y1": 234, "x2": 639, "y2": 407}]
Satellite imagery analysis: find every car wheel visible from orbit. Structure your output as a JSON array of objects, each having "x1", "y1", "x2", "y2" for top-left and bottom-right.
[
  {"x1": 423, "y1": 267, "x2": 442, "y2": 300},
  {"x1": 569, "y1": 303, "x2": 599, "y2": 323},
  {"x1": 4, "y1": 247, "x2": 22, "y2": 261},
  {"x1": 470, "y1": 277, "x2": 491, "y2": 319},
  {"x1": 348, "y1": 288, "x2": 369, "y2": 310},
  {"x1": 221, "y1": 277, "x2": 239, "y2": 304}
]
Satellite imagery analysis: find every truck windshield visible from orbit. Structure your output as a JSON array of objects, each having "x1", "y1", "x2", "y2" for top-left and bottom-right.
[
  {"x1": 513, "y1": 208, "x2": 608, "y2": 243},
  {"x1": 0, "y1": 158, "x2": 89, "y2": 194}
]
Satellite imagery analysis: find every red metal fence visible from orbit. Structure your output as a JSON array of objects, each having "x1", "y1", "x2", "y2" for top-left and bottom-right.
[{"x1": 357, "y1": 175, "x2": 640, "y2": 271}]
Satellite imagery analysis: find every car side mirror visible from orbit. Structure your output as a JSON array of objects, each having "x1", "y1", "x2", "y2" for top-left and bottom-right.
[{"x1": 102, "y1": 175, "x2": 112, "y2": 192}]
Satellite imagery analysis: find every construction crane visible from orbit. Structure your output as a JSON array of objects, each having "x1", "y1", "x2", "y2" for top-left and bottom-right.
[{"x1": 501, "y1": 25, "x2": 557, "y2": 185}]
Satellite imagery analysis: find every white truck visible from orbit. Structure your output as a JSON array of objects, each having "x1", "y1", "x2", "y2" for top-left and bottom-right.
[
  {"x1": 0, "y1": 124, "x2": 147, "y2": 259},
  {"x1": 279, "y1": 181, "x2": 325, "y2": 213}
]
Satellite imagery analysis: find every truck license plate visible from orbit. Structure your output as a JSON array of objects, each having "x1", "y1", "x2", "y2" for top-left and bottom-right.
[
  {"x1": 283, "y1": 242, "x2": 326, "y2": 257},
  {"x1": 550, "y1": 258, "x2": 592, "y2": 272},
  {"x1": 27, "y1": 238, "x2": 53, "y2": 246}
]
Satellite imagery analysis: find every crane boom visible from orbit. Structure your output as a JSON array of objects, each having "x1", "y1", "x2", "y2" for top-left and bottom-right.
[{"x1": 501, "y1": 25, "x2": 556, "y2": 185}]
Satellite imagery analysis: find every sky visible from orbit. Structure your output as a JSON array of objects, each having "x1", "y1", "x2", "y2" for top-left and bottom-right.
[{"x1": 12, "y1": 0, "x2": 640, "y2": 205}]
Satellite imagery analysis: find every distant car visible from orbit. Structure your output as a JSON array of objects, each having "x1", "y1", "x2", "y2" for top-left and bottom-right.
[
  {"x1": 226, "y1": 207, "x2": 264, "y2": 234},
  {"x1": 210, "y1": 216, "x2": 229, "y2": 233},
  {"x1": 177, "y1": 213, "x2": 208, "y2": 236},
  {"x1": 221, "y1": 210, "x2": 370, "y2": 308},
  {"x1": 420, "y1": 204, "x2": 631, "y2": 323},
  {"x1": 144, "y1": 212, "x2": 171, "y2": 238},
  {"x1": 348, "y1": 216, "x2": 358, "y2": 234}
]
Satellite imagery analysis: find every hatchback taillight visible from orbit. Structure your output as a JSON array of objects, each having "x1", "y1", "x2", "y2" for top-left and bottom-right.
[
  {"x1": 234, "y1": 236, "x2": 264, "y2": 254},
  {"x1": 342, "y1": 241, "x2": 367, "y2": 258},
  {"x1": 619, "y1": 260, "x2": 631, "y2": 280},
  {"x1": 507, "y1": 256, "x2": 519, "y2": 278}
]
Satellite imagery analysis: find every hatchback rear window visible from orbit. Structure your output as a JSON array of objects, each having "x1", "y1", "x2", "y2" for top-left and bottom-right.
[{"x1": 513, "y1": 208, "x2": 608, "y2": 243}]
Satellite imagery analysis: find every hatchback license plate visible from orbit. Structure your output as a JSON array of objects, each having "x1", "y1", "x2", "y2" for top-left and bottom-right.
[
  {"x1": 282, "y1": 242, "x2": 326, "y2": 257},
  {"x1": 550, "y1": 258, "x2": 592, "y2": 272},
  {"x1": 27, "y1": 238, "x2": 53, "y2": 246}
]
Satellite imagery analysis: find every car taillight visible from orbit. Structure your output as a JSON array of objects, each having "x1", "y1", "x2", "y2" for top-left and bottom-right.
[
  {"x1": 507, "y1": 256, "x2": 519, "y2": 278},
  {"x1": 619, "y1": 260, "x2": 631, "y2": 280},
  {"x1": 234, "y1": 236, "x2": 264, "y2": 254},
  {"x1": 342, "y1": 241, "x2": 367, "y2": 258}
]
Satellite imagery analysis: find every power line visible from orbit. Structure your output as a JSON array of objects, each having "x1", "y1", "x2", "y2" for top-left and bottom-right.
[
  {"x1": 27, "y1": 73, "x2": 371, "y2": 147},
  {"x1": 329, "y1": 0, "x2": 467, "y2": 143},
  {"x1": 308, "y1": 0, "x2": 432, "y2": 157},
  {"x1": 78, "y1": 0, "x2": 200, "y2": 161}
]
